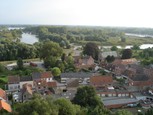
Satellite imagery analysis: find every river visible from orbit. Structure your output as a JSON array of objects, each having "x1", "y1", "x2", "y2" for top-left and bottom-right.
[
  {"x1": 20, "y1": 33, "x2": 39, "y2": 44},
  {"x1": 102, "y1": 44, "x2": 153, "y2": 49},
  {"x1": 7, "y1": 27, "x2": 39, "y2": 44}
]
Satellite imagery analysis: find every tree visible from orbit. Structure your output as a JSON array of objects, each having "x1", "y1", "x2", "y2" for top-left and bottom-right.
[
  {"x1": 73, "y1": 86, "x2": 102, "y2": 107},
  {"x1": 61, "y1": 53, "x2": 66, "y2": 62},
  {"x1": 111, "y1": 46, "x2": 118, "y2": 51},
  {"x1": 121, "y1": 49, "x2": 132, "y2": 59},
  {"x1": 55, "y1": 98, "x2": 77, "y2": 115},
  {"x1": 115, "y1": 110, "x2": 133, "y2": 115},
  {"x1": 52, "y1": 67, "x2": 61, "y2": 77},
  {"x1": 105, "y1": 55, "x2": 115, "y2": 63},
  {"x1": 132, "y1": 44, "x2": 140, "y2": 50},
  {"x1": 40, "y1": 40, "x2": 63, "y2": 60},
  {"x1": 40, "y1": 40, "x2": 63, "y2": 68},
  {"x1": 83, "y1": 42, "x2": 99, "y2": 60},
  {"x1": 15, "y1": 94, "x2": 58, "y2": 115},
  {"x1": 17, "y1": 58, "x2": 23, "y2": 69},
  {"x1": 0, "y1": 64, "x2": 5, "y2": 72},
  {"x1": 145, "y1": 108, "x2": 153, "y2": 115},
  {"x1": 72, "y1": 86, "x2": 110, "y2": 115}
]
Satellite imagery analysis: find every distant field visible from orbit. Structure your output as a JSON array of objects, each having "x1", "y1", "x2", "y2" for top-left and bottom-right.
[
  {"x1": 0, "y1": 58, "x2": 40, "y2": 65},
  {"x1": 75, "y1": 36, "x2": 153, "y2": 46}
]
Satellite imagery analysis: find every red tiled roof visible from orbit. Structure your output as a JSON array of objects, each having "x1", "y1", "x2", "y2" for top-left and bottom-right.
[
  {"x1": 41, "y1": 71, "x2": 53, "y2": 78},
  {"x1": 0, "y1": 100, "x2": 12, "y2": 112},
  {"x1": 131, "y1": 80, "x2": 153, "y2": 86},
  {"x1": 121, "y1": 58, "x2": 137, "y2": 65},
  {"x1": 112, "y1": 58, "x2": 137, "y2": 65},
  {"x1": 90, "y1": 76, "x2": 113, "y2": 86},
  {"x1": 0, "y1": 89, "x2": 6, "y2": 100},
  {"x1": 47, "y1": 81, "x2": 57, "y2": 87}
]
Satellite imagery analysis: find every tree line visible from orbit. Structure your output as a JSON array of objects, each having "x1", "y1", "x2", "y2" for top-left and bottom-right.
[{"x1": 24, "y1": 26, "x2": 124, "y2": 45}]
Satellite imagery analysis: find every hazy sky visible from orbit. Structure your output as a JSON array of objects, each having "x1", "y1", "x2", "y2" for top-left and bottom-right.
[{"x1": 1, "y1": 0, "x2": 153, "y2": 27}]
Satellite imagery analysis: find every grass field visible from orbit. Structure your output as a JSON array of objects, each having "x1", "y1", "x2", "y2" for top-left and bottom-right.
[{"x1": 75, "y1": 35, "x2": 153, "y2": 46}]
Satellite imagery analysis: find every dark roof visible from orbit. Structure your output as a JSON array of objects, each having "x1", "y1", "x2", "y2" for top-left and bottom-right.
[
  {"x1": 32, "y1": 72, "x2": 41, "y2": 80},
  {"x1": 8, "y1": 76, "x2": 20, "y2": 84},
  {"x1": 130, "y1": 74, "x2": 149, "y2": 81},
  {"x1": 61, "y1": 72, "x2": 93, "y2": 78},
  {"x1": 20, "y1": 76, "x2": 32, "y2": 82},
  {"x1": 66, "y1": 79, "x2": 79, "y2": 88}
]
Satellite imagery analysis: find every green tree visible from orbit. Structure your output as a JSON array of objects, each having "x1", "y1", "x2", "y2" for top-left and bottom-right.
[
  {"x1": 111, "y1": 46, "x2": 118, "y2": 51},
  {"x1": 15, "y1": 94, "x2": 58, "y2": 115},
  {"x1": 105, "y1": 55, "x2": 115, "y2": 63},
  {"x1": 121, "y1": 49, "x2": 132, "y2": 59},
  {"x1": 61, "y1": 53, "x2": 66, "y2": 62},
  {"x1": 52, "y1": 67, "x2": 61, "y2": 77},
  {"x1": 72, "y1": 86, "x2": 109, "y2": 115},
  {"x1": 145, "y1": 108, "x2": 153, "y2": 115},
  {"x1": 40, "y1": 40, "x2": 63, "y2": 68},
  {"x1": 17, "y1": 58, "x2": 23, "y2": 69},
  {"x1": 132, "y1": 44, "x2": 140, "y2": 50},
  {"x1": 115, "y1": 109, "x2": 133, "y2": 115},
  {"x1": 55, "y1": 98, "x2": 77, "y2": 115},
  {"x1": 83, "y1": 42, "x2": 99, "y2": 60},
  {"x1": 0, "y1": 64, "x2": 5, "y2": 72}
]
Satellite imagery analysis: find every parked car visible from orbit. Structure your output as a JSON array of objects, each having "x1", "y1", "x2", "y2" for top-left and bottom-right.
[{"x1": 30, "y1": 62, "x2": 37, "y2": 67}]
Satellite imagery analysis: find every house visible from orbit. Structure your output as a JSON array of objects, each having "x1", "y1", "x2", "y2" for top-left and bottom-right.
[
  {"x1": 61, "y1": 72, "x2": 93, "y2": 83},
  {"x1": 74, "y1": 56, "x2": 95, "y2": 69},
  {"x1": 20, "y1": 76, "x2": 33, "y2": 89},
  {"x1": 121, "y1": 58, "x2": 138, "y2": 65},
  {"x1": 21, "y1": 83, "x2": 33, "y2": 102},
  {"x1": 32, "y1": 71, "x2": 55, "y2": 92},
  {"x1": 40, "y1": 71, "x2": 53, "y2": 82},
  {"x1": 90, "y1": 76, "x2": 113, "y2": 88},
  {"x1": 0, "y1": 89, "x2": 7, "y2": 100},
  {"x1": 8, "y1": 76, "x2": 20, "y2": 91},
  {"x1": 128, "y1": 74, "x2": 153, "y2": 90},
  {"x1": 0, "y1": 99, "x2": 12, "y2": 112},
  {"x1": 99, "y1": 51, "x2": 118, "y2": 61},
  {"x1": 103, "y1": 97, "x2": 138, "y2": 109},
  {"x1": 32, "y1": 71, "x2": 53, "y2": 82},
  {"x1": 66, "y1": 79, "x2": 79, "y2": 90}
]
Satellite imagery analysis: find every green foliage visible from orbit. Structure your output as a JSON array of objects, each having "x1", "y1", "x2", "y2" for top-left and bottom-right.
[
  {"x1": 40, "y1": 40, "x2": 63, "y2": 68},
  {"x1": 55, "y1": 98, "x2": 77, "y2": 115},
  {"x1": 52, "y1": 67, "x2": 61, "y2": 76},
  {"x1": 105, "y1": 55, "x2": 115, "y2": 63},
  {"x1": 0, "y1": 29, "x2": 22, "y2": 42},
  {"x1": 132, "y1": 44, "x2": 140, "y2": 50},
  {"x1": 0, "y1": 41, "x2": 38, "y2": 61},
  {"x1": 111, "y1": 46, "x2": 118, "y2": 51},
  {"x1": 115, "y1": 109, "x2": 133, "y2": 115},
  {"x1": 121, "y1": 49, "x2": 132, "y2": 59},
  {"x1": 16, "y1": 95, "x2": 58, "y2": 115},
  {"x1": 83, "y1": 42, "x2": 99, "y2": 60},
  {"x1": 145, "y1": 108, "x2": 153, "y2": 115},
  {"x1": 73, "y1": 86, "x2": 101, "y2": 107},
  {"x1": 0, "y1": 64, "x2": 5, "y2": 72},
  {"x1": 73, "y1": 86, "x2": 110, "y2": 115},
  {"x1": 14, "y1": 94, "x2": 84, "y2": 115},
  {"x1": 17, "y1": 58, "x2": 23, "y2": 69}
]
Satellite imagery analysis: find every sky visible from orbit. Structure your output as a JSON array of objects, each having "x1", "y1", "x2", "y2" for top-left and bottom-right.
[{"x1": 1, "y1": 0, "x2": 153, "y2": 27}]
